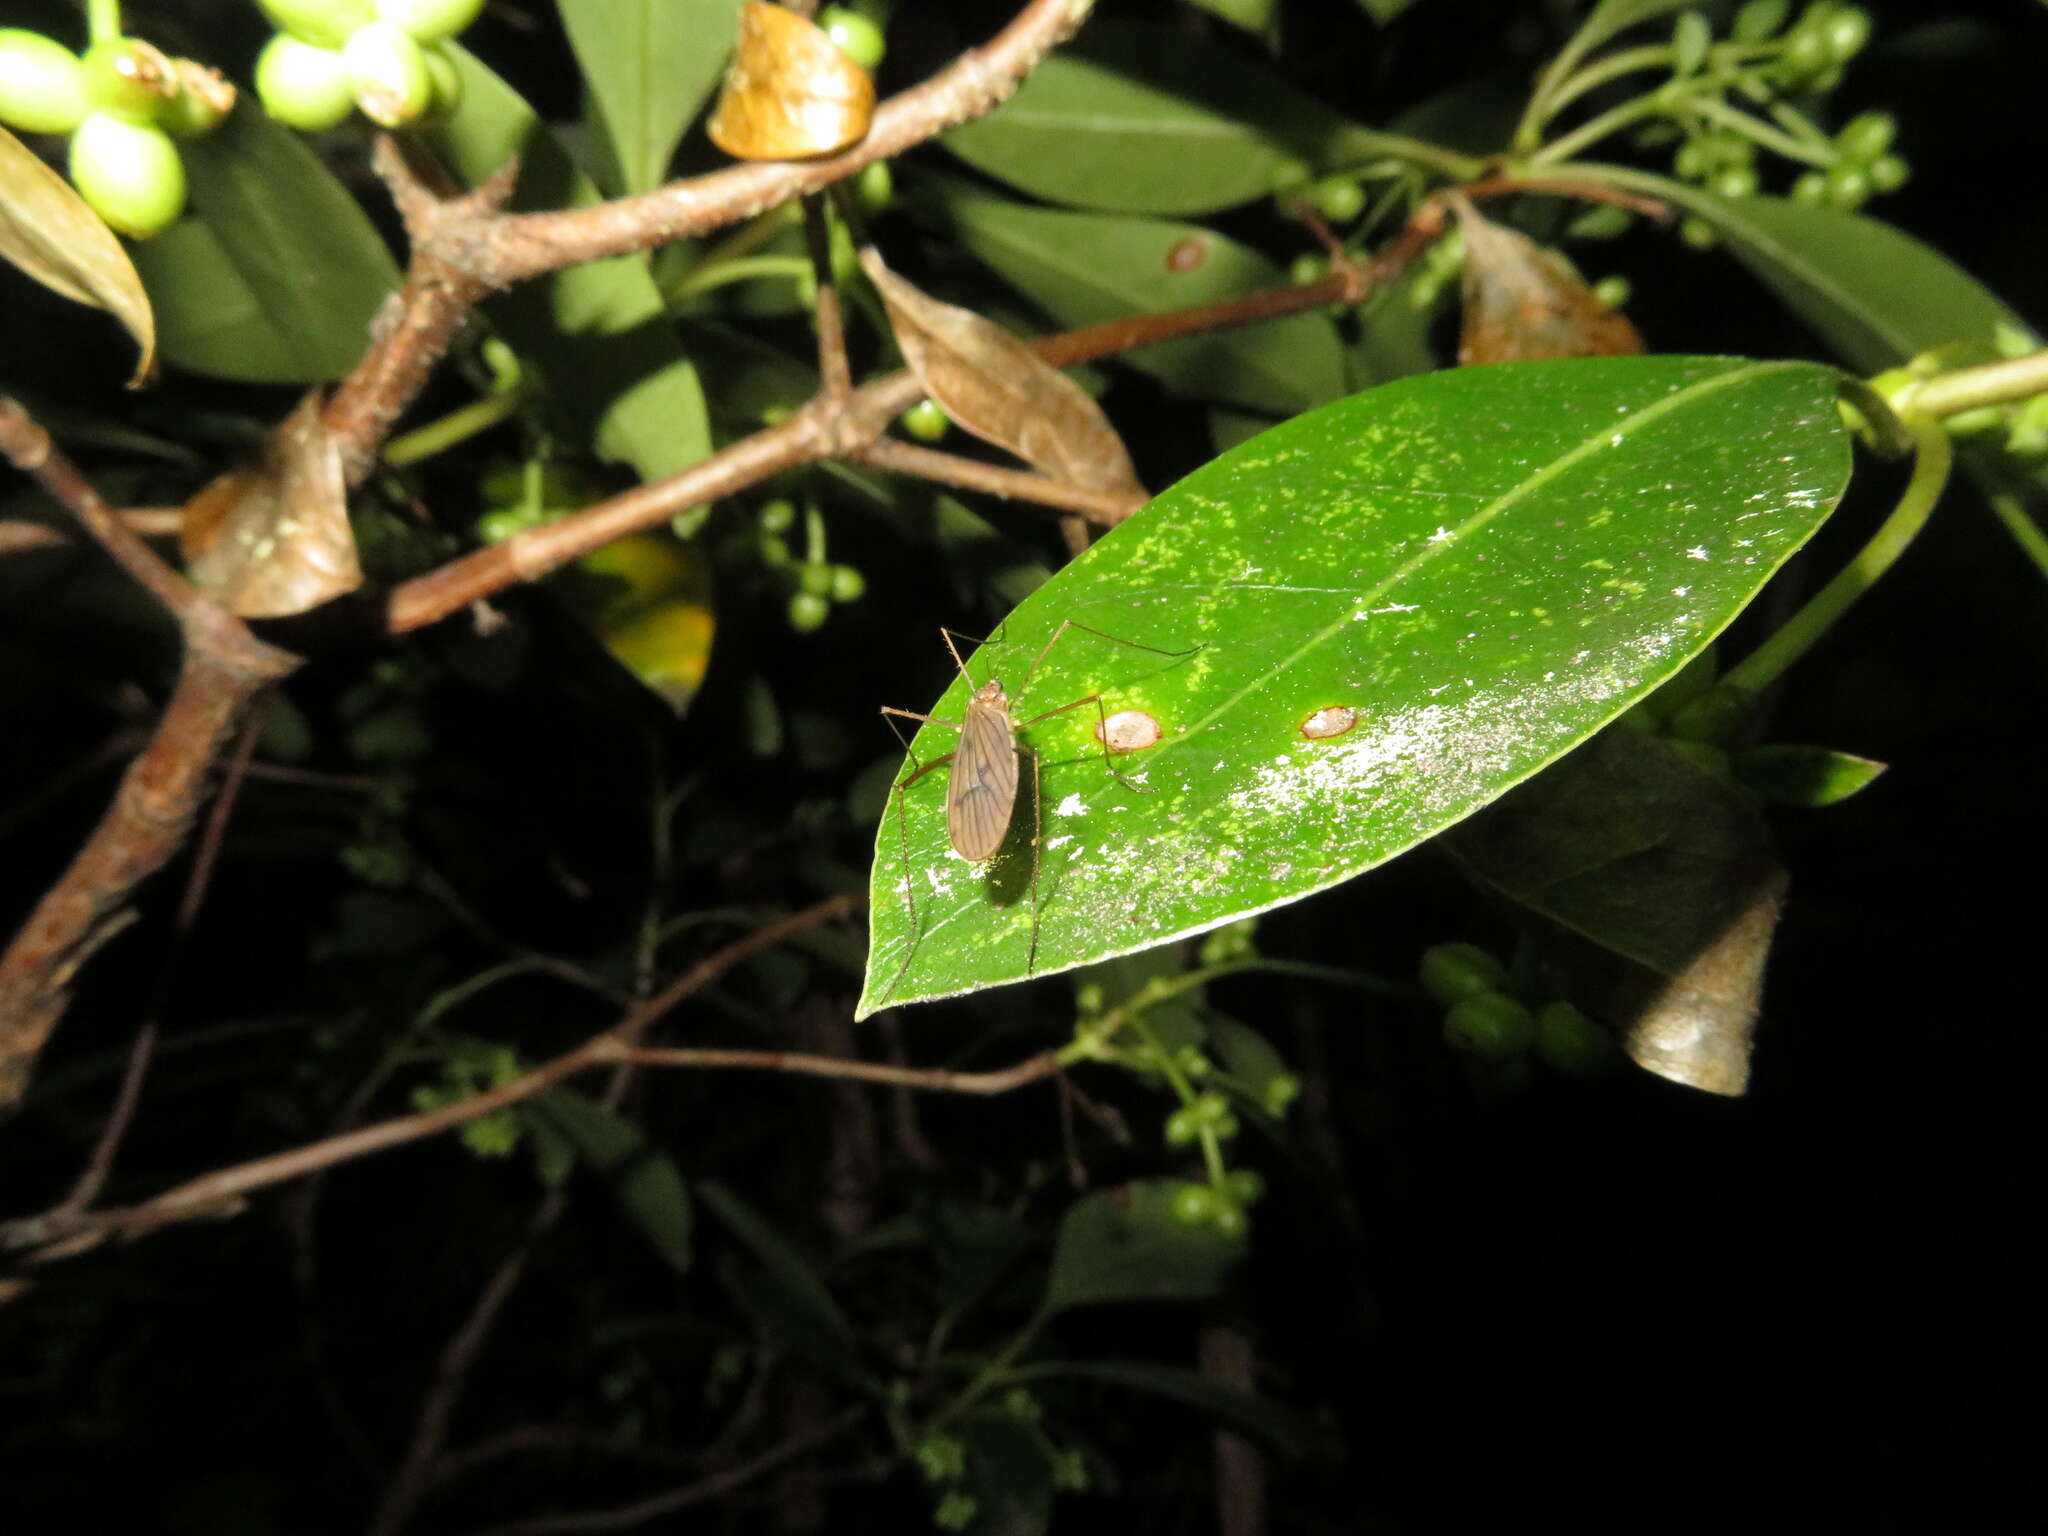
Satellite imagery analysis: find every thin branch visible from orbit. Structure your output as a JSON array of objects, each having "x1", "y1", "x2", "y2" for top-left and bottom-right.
[
  {"x1": 847, "y1": 440, "x2": 1145, "y2": 525},
  {"x1": 611, "y1": 1044, "x2": 1063, "y2": 1096}
]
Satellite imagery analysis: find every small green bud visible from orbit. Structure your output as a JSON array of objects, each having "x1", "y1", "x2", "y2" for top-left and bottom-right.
[
  {"x1": 1775, "y1": 24, "x2": 1832, "y2": 81},
  {"x1": 1289, "y1": 251, "x2": 1329, "y2": 286},
  {"x1": 342, "y1": 21, "x2": 434, "y2": 127},
  {"x1": 1679, "y1": 215, "x2": 1719, "y2": 250},
  {"x1": 377, "y1": 0, "x2": 487, "y2": 45},
  {"x1": 1170, "y1": 1183, "x2": 1219, "y2": 1225},
  {"x1": 1825, "y1": 162, "x2": 1870, "y2": 210},
  {"x1": 68, "y1": 111, "x2": 185, "y2": 238},
  {"x1": 1535, "y1": 1002, "x2": 1621, "y2": 1076},
  {"x1": 1866, "y1": 153, "x2": 1909, "y2": 193},
  {"x1": 80, "y1": 38, "x2": 178, "y2": 125},
  {"x1": 1567, "y1": 204, "x2": 1632, "y2": 241},
  {"x1": 1443, "y1": 992, "x2": 1536, "y2": 1059},
  {"x1": 854, "y1": 158, "x2": 892, "y2": 212},
  {"x1": 158, "y1": 60, "x2": 236, "y2": 139},
  {"x1": 787, "y1": 590, "x2": 830, "y2": 633},
  {"x1": 1419, "y1": 941, "x2": 1508, "y2": 1007},
  {"x1": 1835, "y1": 111, "x2": 1894, "y2": 163},
  {"x1": 668, "y1": 504, "x2": 712, "y2": 540},
  {"x1": 1308, "y1": 174, "x2": 1365, "y2": 223},
  {"x1": 1223, "y1": 1168, "x2": 1266, "y2": 1207},
  {"x1": 1592, "y1": 275, "x2": 1631, "y2": 309},
  {"x1": 1791, "y1": 169, "x2": 1830, "y2": 204},
  {"x1": 758, "y1": 498, "x2": 797, "y2": 533},
  {"x1": 798, "y1": 562, "x2": 835, "y2": 599},
  {"x1": 756, "y1": 531, "x2": 792, "y2": 568},
  {"x1": 899, "y1": 397, "x2": 948, "y2": 442},
  {"x1": 819, "y1": 8, "x2": 885, "y2": 72},
  {"x1": 1712, "y1": 165, "x2": 1759, "y2": 200},
  {"x1": 1164, "y1": 1103, "x2": 1202, "y2": 1147},
  {"x1": 1733, "y1": 0, "x2": 1791, "y2": 42},
  {"x1": 1822, "y1": 6, "x2": 1871, "y2": 62},
  {"x1": 1211, "y1": 1201, "x2": 1248, "y2": 1238},
  {"x1": 0, "y1": 29, "x2": 88, "y2": 135},
  {"x1": 1674, "y1": 140, "x2": 1708, "y2": 180},
  {"x1": 258, "y1": 0, "x2": 379, "y2": 50},
  {"x1": 827, "y1": 564, "x2": 865, "y2": 603},
  {"x1": 256, "y1": 34, "x2": 355, "y2": 130}
]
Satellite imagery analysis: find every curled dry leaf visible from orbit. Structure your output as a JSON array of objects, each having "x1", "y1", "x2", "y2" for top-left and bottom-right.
[
  {"x1": 0, "y1": 125, "x2": 157, "y2": 385},
  {"x1": 180, "y1": 390, "x2": 361, "y2": 618},
  {"x1": 707, "y1": 0, "x2": 875, "y2": 161},
  {"x1": 860, "y1": 247, "x2": 1145, "y2": 501},
  {"x1": 1453, "y1": 196, "x2": 1642, "y2": 366}
]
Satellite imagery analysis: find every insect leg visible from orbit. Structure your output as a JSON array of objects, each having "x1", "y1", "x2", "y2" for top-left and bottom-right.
[
  {"x1": 1018, "y1": 619, "x2": 1204, "y2": 694},
  {"x1": 1023, "y1": 741, "x2": 1045, "y2": 977},
  {"x1": 1016, "y1": 694, "x2": 1152, "y2": 794},
  {"x1": 876, "y1": 722, "x2": 960, "y2": 1007}
]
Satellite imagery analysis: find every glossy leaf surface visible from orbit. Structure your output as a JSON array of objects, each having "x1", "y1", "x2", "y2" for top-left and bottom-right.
[
  {"x1": 527, "y1": 1087, "x2": 691, "y2": 1270},
  {"x1": 130, "y1": 106, "x2": 399, "y2": 382},
  {"x1": 937, "y1": 183, "x2": 1346, "y2": 415},
  {"x1": 1042, "y1": 1180, "x2": 1245, "y2": 1313},
  {"x1": 859, "y1": 357, "x2": 1850, "y2": 1016}
]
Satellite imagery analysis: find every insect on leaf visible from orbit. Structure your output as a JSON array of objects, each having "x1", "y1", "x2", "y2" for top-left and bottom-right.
[
  {"x1": 860, "y1": 356, "x2": 1851, "y2": 1018},
  {"x1": 861, "y1": 247, "x2": 1144, "y2": 498},
  {"x1": 181, "y1": 390, "x2": 361, "y2": 618},
  {"x1": 707, "y1": 0, "x2": 875, "y2": 162},
  {"x1": 1453, "y1": 197, "x2": 1642, "y2": 364}
]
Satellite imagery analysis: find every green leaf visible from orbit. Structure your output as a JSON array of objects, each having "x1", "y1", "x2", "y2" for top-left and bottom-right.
[
  {"x1": 1576, "y1": 172, "x2": 2036, "y2": 371},
  {"x1": 558, "y1": 0, "x2": 739, "y2": 195},
  {"x1": 943, "y1": 20, "x2": 1428, "y2": 214},
  {"x1": 1734, "y1": 743, "x2": 1887, "y2": 806},
  {"x1": 1358, "y1": 0, "x2": 1425, "y2": 20},
  {"x1": 0, "y1": 124, "x2": 155, "y2": 384},
  {"x1": 1187, "y1": 0, "x2": 1278, "y2": 31},
  {"x1": 526, "y1": 1088, "x2": 691, "y2": 1270},
  {"x1": 935, "y1": 184, "x2": 1346, "y2": 415},
  {"x1": 429, "y1": 47, "x2": 712, "y2": 483},
  {"x1": 1042, "y1": 1180, "x2": 1245, "y2": 1313},
  {"x1": 859, "y1": 357, "x2": 1850, "y2": 1015},
  {"x1": 129, "y1": 106, "x2": 399, "y2": 383},
  {"x1": 1017, "y1": 1361, "x2": 1312, "y2": 1451}
]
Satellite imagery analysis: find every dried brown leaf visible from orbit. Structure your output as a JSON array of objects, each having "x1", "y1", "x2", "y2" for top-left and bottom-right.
[
  {"x1": 707, "y1": 1, "x2": 875, "y2": 161},
  {"x1": 181, "y1": 391, "x2": 360, "y2": 618},
  {"x1": 1453, "y1": 197, "x2": 1642, "y2": 366},
  {"x1": 860, "y1": 247, "x2": 1144, "y2": 498},
  {"x1": 0, "y1": 125, "x2": 157, "y2": 386}
]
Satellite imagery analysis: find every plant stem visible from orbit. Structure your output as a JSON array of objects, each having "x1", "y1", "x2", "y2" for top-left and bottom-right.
[
  {"x1": 1528, "y1": 93, "x2": 1667, "y2": 169},
  {"x1": 86, "y1": 0, "x2": 122, "y2": 44},
  {"x1": 382, "y1": 390, "x2": 522, "y2": 468},
  {"x1": 1520, "y1": 44, "x2": 1672, "y2": 144},
  {"x1": 1691, "y1": 97, "x2": 1834, "y2": 166},
  {"x1": 665, "y1": 254, "x2": 816, "y2": 303},
  {"x1": 1722, "y1": 410, "x2": 1954, "y2": 696},
  {"x1": 1904, "y1": 349, "x2": 2048, "y2": 419}
]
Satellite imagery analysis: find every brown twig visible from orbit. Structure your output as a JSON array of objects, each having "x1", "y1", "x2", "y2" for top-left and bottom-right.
[
  {"x1": 0, "y1": 400, "x2": 298, "y2": 1110},
  {"x1": 803, "y1": 196, "x2": 853, "y2": 403},
  {"x1": 848, "y1": 439, "x2": 1146, "y2": 525},
  {"x1": 611, "y1": 1043, "x2": 1062, "y2": 1095}
]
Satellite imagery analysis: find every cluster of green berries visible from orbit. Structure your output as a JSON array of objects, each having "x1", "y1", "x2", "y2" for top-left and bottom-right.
[
  {"x1": 252, "y1": 0, "x2": 479, "y2": 133},
  {"x1": 1787, "y1": 111, "x2": 1908, "y2": 213},
  {"x1": 756, "y1": 500, "x2": 864, "y2": 634},
  {"x1": 0, "y1": 28, "x2": 234, "y2": 238},
  {"x1": 916, "y1": 1408, "x2": 1086, "y2": 1530},
  {"x1": 1421, "y1": 942, "x2": 1623, "y2": 1079},
  {"x1": 410, "y1": 1042, "x2": 525, "y2": 1159}
]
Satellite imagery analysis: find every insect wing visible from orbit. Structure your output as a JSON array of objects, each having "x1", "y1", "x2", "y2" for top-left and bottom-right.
[{"x1": 946, "y1": 697, "x2": 1019, "y2": 862}]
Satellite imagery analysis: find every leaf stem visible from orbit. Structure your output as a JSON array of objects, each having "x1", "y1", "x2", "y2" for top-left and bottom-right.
[
  {"x1": 1690, "y1": 97, "x2": 1833, "y2": 166},
  {"x1": 85, "y1": 0, "x2": 122, "y2": 44},
  {"x1": 382, "y1": 389, "x2": 523, "y2": 468},
  {"x1": 1901, "y1": 349, "x2": 2048, "y2": 420},
  {"x1": 665, "y1": 255, "x2": 816, "y2": 303},
  {"x1": 1722, "y1": 410, "x2": 1953, "y2": 697}
]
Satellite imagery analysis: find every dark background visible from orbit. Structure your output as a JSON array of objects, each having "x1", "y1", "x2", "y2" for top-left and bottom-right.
[{"x1": 2, "y1": 2, "x2": 2040, "y2": 1530}]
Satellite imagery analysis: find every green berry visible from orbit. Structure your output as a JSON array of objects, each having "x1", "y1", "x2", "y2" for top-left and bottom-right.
[
  {"x1": 1568, "y1": 204, "x2": 1632, "y2": 241},
  {"x1": 80, "y1": 38, "x2": 178, "y2": 125},
  {"x1": 257, "y1": 0, "x2": 378, "y2": 50},
  {"x1": 475, "y1": 509, "x2": 530, "y2": 544},
  {"x1": 1592, "y1": 275, "x2": 1631, "y2": 309},
  {"x1": 827, "y1": 564, "x2": 865, "y2": 603},
  {"x1": 1791, "y1": 169, "x2": 1829, "y2": 204},
  {"x1": 1733, "y1": 0, "x2": 1791, "y2": 42},
  {"x1": 1223, "y1": 1168, "x2": 1266, "y2": 1207},
  {"x1": 1673, "y1": 140, "x2": 1707, "y2": 180},
  {"x1": 256, "y1": 34, "x2": 355, "y2": 130},
  {"x1": 1679, "y1": 215, "x2": 1719, "y2": 250},
  {"x1": 1419, "y1": 941, "x2": 1508, "y2": 1007},
  {"x1": 855, "y1": 158, "x2": 892, "y2": 212},
  {"x1": 1211, "y1": 1202, "x2": 1248, "y2": 1238},
  {"x1": 1535, "y1": 1002, "x2": 1621, "y2": 1076},
  {"x1": 1835, "y1": 110, "x2": 1894, "y2": 163},
  {"x1": 158, "y1": 60, "x2": 236, "y2": 139},
  {"x1": 1169, "y1": 1183, "x2": 1218, "y2": 1225},
  {"x1": 1289, "y1": 252, "x2": 1328, "y2": 286},
  {"x1": 1443, "y1": 992, "x2": 1536, "y2": 1059},
  {"x1": 900, "y1": 398, "x2": 948, "y2": 442},
  {"x1": 377, "y1": 0, "x2": 487, "y2": 45},
  {"x1": 757, "y1": 531, "x2": 792, "y2": 568},
  {"x1": 798, "y1": 562, "x2": 834, "y2": 599},
  {"x1": 1867, "y1": 153, "x2": 1909, "y2": 193},
  {"x1": 1824, "y1": 161, "x2": 1870, "y2": 210},
  {"x1": 342, "y1": 21, "x2": 434, "y2": 127},
  {"x1": 668, "y1": 504, "x2": 712, "y2": 539},
  {"x1": 1164, "y1": 1103, "x2": 1202, "y2": 1147},
  {"x1": 758, "y1": 498, "x2": 796, "y2": 533},
  {"x1": 1712, "y1": 165, "x2": 1759, "y2": 200},
  {"x1": 1776, "y1": 24, "x2": 1832, "y2": 81},
  {"x1": 1822, "y1": 6, "x2": 1870, "y2": 62},
  {"x1": 1262, "y1": 1071, "x2": 1300, "y2": 1117},
  {"x1": 818, "y1": 7, "x2": 885, "y2": 73},
  {"x1": 1309, "y1": 175, "x2": 1365, "y2": 223},
  {"x1": 0, "y1": 29, "x2": 88, "y2": 135},
  {"x1": 68, "y1": 111, "x2": 185, "y2": 238},
  {"x1": 787, "y1": 590, "x2": 830, "y2": 633}
]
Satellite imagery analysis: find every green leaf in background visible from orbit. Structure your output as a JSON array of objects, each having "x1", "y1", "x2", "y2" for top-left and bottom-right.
[
  {"x1": 558, "y1": 0, "x2": 739, "y2": 195},
  {"x1": 1186, "y1": 0, "x2": 1279, "y2": 32},
  {"x1": 1735, "y1": 743, "x2": 1887, "y2": 806},
  {"x1": 430, "y1": 47, "x2": 711, "y2": 483},
  {"x1": 0, "y1": 124, "x2": 155, "y2": 383},
  {"x1": 943, "y1": 20, "x2": 1422, "y2": 214},
  {"x1": 1578, "y1": 172, "x2": 2036, "y2": 371},
  {"x1": 1357, "y1": 0, "x2": 1426, "y2": 21},
  {"x1": 936, "y1": 184, "x2": 1346, "y2": 415},
  {"x1": 526, "y1": 1087, "x2": 691, "y2": 1270},
  {"x1": 1018, "y1": 1361, "x2": 1312, "y2": 1451},
  {"x1": 1042, "y1": 1180, "x2": 1245, "y2": 1313},
  {"x1": 129, "y1": 106, "x2": 399, "y2": 383},
  {"x1": 858, "y1": 357, "x2": 1851, "y2": 1016}
]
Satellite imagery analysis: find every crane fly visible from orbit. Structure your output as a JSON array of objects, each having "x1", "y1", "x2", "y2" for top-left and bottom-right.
[{"x1": 876, "y1": 621, "x2": 1200, "y2": 1002}]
